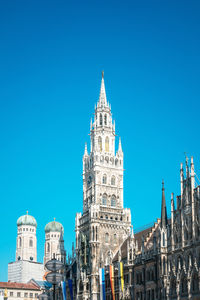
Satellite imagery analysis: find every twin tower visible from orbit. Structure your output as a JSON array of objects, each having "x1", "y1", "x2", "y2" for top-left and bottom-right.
[{"x1": 8, "y1": 212, "x2": 66, "y2": 283}]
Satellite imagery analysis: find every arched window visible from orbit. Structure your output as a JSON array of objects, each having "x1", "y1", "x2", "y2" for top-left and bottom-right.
[
  {"x1": 163, "y1": 257, "x2": 166, "y2": 275},
  {"x1": 96, "y1": 227, "x2": 98, "y2": 241},
  {"x1": 105, "y1": 137, "x2": 109, "y2": 152},
  {"x1": 102, "y1": 194, "x2": 107, "y2": 206},
  {"x1": 29, "y1": 239, "x2": 33, "y2": 247},
  {"x1": 111, "y1": 176, "x2": 115, "y2": 185},
  {"x1": 105, "y1": 233, "x2": 109, "y2": 243},
  {"x1": 100, "y1": 114, "x2": 103, "y2": 126},
  {"x1": 114, "y1": 234, "x2": 117, "y2": 243},
  {"x1": 111, "y1": 195, "x2": 116, "y2": 207},
  {"x1": 19, "y1": 237, "x2": 22, "y2": 248},
  {"x1": 192, "y1": 273, "x2": 199, "y2": 293},
  {"x1": 98, "y1": 136, "x2": 102, "y2": 152},
  {"x1": 102, "y1": 174, "x2": 107, "y2": 184},
  {"x1": 181, "y1": 276, "x2": 188, "y2": 295},
  {"x1": 92, "y1": 227, "x2": 94, "y2": 240},
  {"x1": 104, "y1": 114, "x2": 107, "y2": 125},
  {"x1": 163, "y1": 232, "x2": 165, "y2": 247},
  {"x1": 170, "y1": 278, "x2": 177, "y2": 297},
  {"x1": 47, "y1": 243, "x2": 50, "y2": 253}
]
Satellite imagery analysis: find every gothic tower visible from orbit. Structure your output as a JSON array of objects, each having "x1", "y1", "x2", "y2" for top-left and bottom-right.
[
  {"x1": 16, "y1": 211, "x2": 37, "y2": 262},
  {"x1": 76, "y1": 73, "x2": 132, "y2": 300}
]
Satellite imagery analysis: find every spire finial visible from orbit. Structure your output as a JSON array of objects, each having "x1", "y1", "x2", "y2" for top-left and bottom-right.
[
  {"x1": 161, "y1": 180, "x2": 168, "y2": 228},
  {"x1": 26, "y1": 210, "x2": 28, "y2": 215},
  {"x1": 53, "y1": 217, "x2": 56, "y2": 222},
  {"x1": 97, "y1": 71, "x2": 107, "y2": 107},
  {"x1": 84, "y1": 142, "x2": 88, "y2": 156}
]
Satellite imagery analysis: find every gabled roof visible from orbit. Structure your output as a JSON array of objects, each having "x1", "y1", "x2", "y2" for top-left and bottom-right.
[{"x1": 0, "y1": 282, "x2": 40, "y2": 290}]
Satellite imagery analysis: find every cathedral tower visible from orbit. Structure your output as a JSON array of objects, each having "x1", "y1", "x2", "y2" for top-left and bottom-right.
[
  {"x1": 76, "y1": 73, "x2": 131, "y2": 300},
  {"x1": 16, "y1": 212, "x2": 37, "y2": 262},
  {"x1": 44, "y1": 219, "x2": 66, "y2": 265}
]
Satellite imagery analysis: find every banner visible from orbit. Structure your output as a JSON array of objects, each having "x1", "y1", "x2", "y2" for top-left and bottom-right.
[
  {"x1": 99, "y1": 268, "x2": 106, "y2": 300},
  {"x1": 109, "y1": 265, "x2": 115, "y2": 300},
  {"x1": 61, "y1": 281, "x2": 67, "y2": 300},
  {"x1": 68, "y1": 279, "x2": 73, "y2": 300},
  {"x1": 118, "y1": 262, "x2": 124, "y2": 292}
]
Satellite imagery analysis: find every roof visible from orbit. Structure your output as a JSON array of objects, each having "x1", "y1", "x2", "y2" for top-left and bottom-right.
[
  {"x1": 113, "y1": 220, "x2": 160, "y2": 262},
  {"x1": 0, "y1": 282, "x2": 40, "y2": 290},
  {"x1": 45, "y1": 220, "x2": 64, "y2": 234},
  {"x1": 29, "y1": 279, "x2": 52, "y2": 290},
  {"x1": 17, "y1": 213, "x2": 37, "y2": 228}
]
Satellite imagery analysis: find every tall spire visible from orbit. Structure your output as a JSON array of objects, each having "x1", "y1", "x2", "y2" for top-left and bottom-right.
[
  {"x1": 161, "y1": 180, "x2": 168, "y2": 228},
  {"x1": 98, "y1": 71, "x2": 108, "y2": 107}
]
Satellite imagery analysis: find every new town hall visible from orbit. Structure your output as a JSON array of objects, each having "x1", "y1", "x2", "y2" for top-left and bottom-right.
[{"x1": 6, "y1": 74, "x2": 200, "y2": 300}]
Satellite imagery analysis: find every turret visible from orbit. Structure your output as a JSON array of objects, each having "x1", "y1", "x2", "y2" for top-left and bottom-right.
[
  {"x1": 161, "y1": 181, "x2": 168, "y2": 229},
  {"x1": 171, "y1": 193, "x2": 175, "y2": 250},
  {"x1": 16, "y1": 211, "x2": 37, "y2": 262},
  {"x1": 117, "y1": 137, "x2": 123, "y2": 157},
  {"x1": 160, "y1": 181, "x2": 168, "y2": 248},
  {"x1": 44, "y1": 219, "x2": 66, "y2": 264},
  {"x1": 180, "y1": 162, "x2": 184, "y2": 198}
]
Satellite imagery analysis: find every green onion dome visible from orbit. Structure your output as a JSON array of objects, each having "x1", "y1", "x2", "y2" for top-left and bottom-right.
[
  {"x1": 17, "y1": 212, "x2": 37, "y2": 227},
  {"x1": 45, "y1": 219, "x2": 64, "y2": 235}
]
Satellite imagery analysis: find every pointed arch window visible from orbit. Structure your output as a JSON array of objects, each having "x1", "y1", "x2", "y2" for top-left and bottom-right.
[
  {"x1": 47, "y1": 242, "x2": 50, "y2": 253},
  {"x1": 102, "y1": 194, "x2": 107, "y2": 206},
  {"x1": 102, "y1": 174, "x2": 107, "y2": 184},
  {"x1": 104, "y1": 114, "x2": 107, "y2": 125},
  {"x1": 111, "y1": 176, "x2": 115, "y2": 185},
  {"x1": 192, "y1": 273, "x2": 199, "y2": 293},
  {"x1": 105, "y1": 137, "x2": 109, "y2": 152},
  {"x1": 100, "y1": 114, "x2": 103, "y2": 126},
  {"x1": 111, "y1": 195, "x2": 116, "y2": 207},
  {"x1": 98, "y1": 136, "x2": 102, "y2": 152},
  {"x1": 19, "y1": 237, "x2": 22, "y2": 248},
  {"x1": 163, "y1": 232, "x2": 165, "y2": 247},
  {"x1": 163, "y1": 257, "x2": 166, "y2": 275}
]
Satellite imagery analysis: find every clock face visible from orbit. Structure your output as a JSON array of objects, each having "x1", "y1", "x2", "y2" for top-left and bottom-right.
[{"x1": 87, "y1": 175, "x2": 92, "y2": 186}]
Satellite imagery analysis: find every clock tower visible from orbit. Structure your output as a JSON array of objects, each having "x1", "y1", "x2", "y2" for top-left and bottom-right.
[{"x1": 76, "y1": 73, "x2": 132, "y2": 300}]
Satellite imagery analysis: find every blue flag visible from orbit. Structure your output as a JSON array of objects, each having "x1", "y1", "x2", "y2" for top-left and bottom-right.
[
  {"x1": 99, "y1": 268, "x2": 106, "y2": 300},
  {"x1": 68, "y1": 279, "x2": 73, "y2": 300},
  {"x1": 61, "y1": 281, "x2": 66, "y2": 300}
]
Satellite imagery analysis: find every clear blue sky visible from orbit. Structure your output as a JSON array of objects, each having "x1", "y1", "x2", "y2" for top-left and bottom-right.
[{"x1": 0, "y1": 0, "x2": 200, "y2": 281}]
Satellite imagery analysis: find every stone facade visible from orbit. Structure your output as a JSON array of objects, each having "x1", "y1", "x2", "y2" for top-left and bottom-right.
[
  {"x1": 75, "y1": 73, "x2": 132, "y2": 300},
  {"x1": 67, "y1": 74, "x2": 200, "y2": 300},
  {"x1": 107, "y1": 158, "x2": 200, "y2": 300}
]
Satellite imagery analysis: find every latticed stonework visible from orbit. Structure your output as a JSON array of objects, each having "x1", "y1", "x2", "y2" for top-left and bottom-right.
[
  {"x1": 75, "y1": 73, "x2": 132, "y2": 300},
  {"x1": 67, "y1": 74, "x2": 200, "y2": 300},
  {"x1": 108, "y1": 157, "x2": 200, "y2": 300}
]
